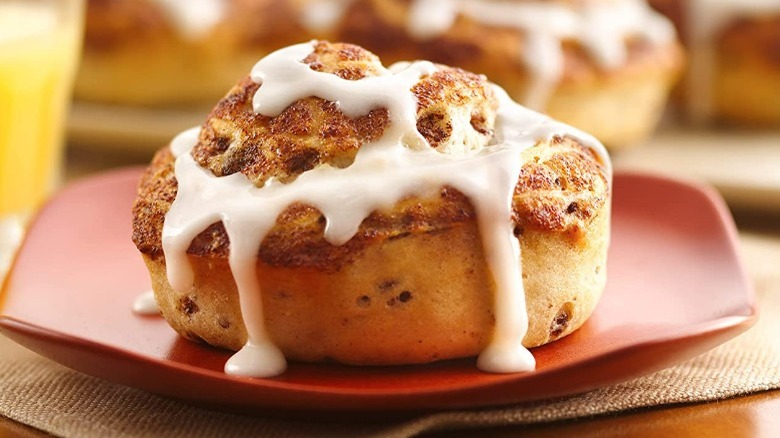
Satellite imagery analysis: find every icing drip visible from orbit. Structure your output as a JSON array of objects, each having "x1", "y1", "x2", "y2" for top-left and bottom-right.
[
  {"x1": 407, "y1": 0, "x2": 458, "y2": 39},
  {"x1": 132, "y1": 290, "x2": 159, "y2": 315},
  {"x1": 162, "y1": 42, "x2": 610, "y2": 378},
  {"x1": 300, "y1": 0, "x2": 354, "y2": 33},
  {"x1": 150, "y1": 0, "x2": 227, "y2": 39},
  {"x1": 521, "y1": 33, "x2": 565, "y2": 112},
  {"x1": 302, "y1": 0, "x2": 675, "y2": 111},
  {"x1": 685, "y1": 0, "x2": 780, "y2": 122}
]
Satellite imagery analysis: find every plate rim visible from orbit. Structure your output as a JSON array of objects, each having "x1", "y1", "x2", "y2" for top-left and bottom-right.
[{"x1": 0, "y1": 312, "x2": 758, "y2": 413}]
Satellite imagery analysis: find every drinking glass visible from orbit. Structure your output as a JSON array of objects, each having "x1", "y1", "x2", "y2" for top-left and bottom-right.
[{"x1": 0, "y1": 0, "x2": 84, "y2": 276}]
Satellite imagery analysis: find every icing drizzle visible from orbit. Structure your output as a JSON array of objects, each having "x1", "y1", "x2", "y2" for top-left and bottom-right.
[{"x1": 161, "y1": 42, "x2": 610, "y2": 378}]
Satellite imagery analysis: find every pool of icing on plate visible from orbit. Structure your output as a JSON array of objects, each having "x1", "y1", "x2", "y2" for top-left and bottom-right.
[
  {"x1": 151, "y1": 42, "x2": 610, "y2": 378},
  {"x1": 303, "y1": 0, "x2": 675, "y2": 110},
  {"x1": 132, "y1": 290, "x2": 159, "y2": 315}
]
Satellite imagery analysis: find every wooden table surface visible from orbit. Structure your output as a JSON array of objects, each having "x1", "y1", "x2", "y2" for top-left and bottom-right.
[{"x1": 3, "y1": 389, "x2": 780, "y2": 437}]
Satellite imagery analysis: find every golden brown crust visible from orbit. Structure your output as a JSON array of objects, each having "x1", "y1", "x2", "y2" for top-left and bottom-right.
[
  {"x1": 192, "y1": 77, "x2": 389, "y2": 185},
  {"x1": 132, "y1": 147, "x2": 177, "y2": 260},
  {"x1": 513, "y1": 137, "x2": 607, "y2": 239},
  {"x1": 303, "y1": 40, "x2": 385, "y2": 79}
]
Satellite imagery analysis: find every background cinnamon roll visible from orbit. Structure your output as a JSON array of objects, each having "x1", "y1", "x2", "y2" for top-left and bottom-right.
[
  {"x1": 649, "y1": 0, "x2": 780, "y2": 126},
  {"x1": 77, "y1": 0, "x2": 683, "y2": 148}
]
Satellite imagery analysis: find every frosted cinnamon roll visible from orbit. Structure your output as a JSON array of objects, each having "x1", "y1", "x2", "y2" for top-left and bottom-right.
[
  {"x1": 132, "y1": 41, "x2": 611, "y2": 377},
  {"x1": 649, "y1": 0, "x2": 780, "y2": 126}
]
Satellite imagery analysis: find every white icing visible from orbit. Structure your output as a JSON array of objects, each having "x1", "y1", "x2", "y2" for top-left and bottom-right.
[
  {"x1": 162, "y1": 42, "x2": 610, "y2": 378},
  {"x1": 170, "y1": 126, "x2": 201, "y2": 157},
  {"x1": 150, "y1": 0, "x2": 227, "y2": 39},
  {"x1": 685, "y1": 0, "x2": 780, "y2": 122},
  {"x1": 521, "y1": 32, "x2": 566, "y2": 112},
  {"x1": 300, "y1": 0, "x2": 354, "y2": 34},
  {"x1": 302, "y1": 0, "x2": 675, "y2": 111},
  {"x1": 407, "y1": 0, "x2": 458, "y2": 39},
  {"x1": 132, "y1": 290, "x2": 159, "y2": 315}
]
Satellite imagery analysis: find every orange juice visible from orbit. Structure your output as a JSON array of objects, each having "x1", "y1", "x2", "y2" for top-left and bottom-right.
[{"x1": 0, "y1": 0, "x2": 83, "y2": 215}]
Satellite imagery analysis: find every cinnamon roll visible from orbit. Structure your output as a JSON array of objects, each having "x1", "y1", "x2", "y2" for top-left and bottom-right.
[
  {"x1": 132, "y1": 41, "x2": 611, "y2": 377},
  {"x1": 649, "y1": 0, "x2": 780, "y2": 126}
]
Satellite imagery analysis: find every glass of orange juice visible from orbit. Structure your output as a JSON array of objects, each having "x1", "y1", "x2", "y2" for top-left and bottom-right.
[{"x1": 0, "y1": 0, "x2": 84, "y2": 276}]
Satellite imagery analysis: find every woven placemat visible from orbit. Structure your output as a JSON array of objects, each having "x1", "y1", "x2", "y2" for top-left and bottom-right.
[{"x1": 1, "y1": 232, "x2": 778, "y2": 437}]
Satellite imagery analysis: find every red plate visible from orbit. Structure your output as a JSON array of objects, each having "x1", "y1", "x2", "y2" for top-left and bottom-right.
[{"x1": 0, "y1": 169, "x2": 756, "y2": 414}]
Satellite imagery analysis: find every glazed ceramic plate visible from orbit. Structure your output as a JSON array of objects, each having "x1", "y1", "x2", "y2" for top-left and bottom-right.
[{"x1": 0, "y1": 169, "x2": 756, "y2": 414}]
